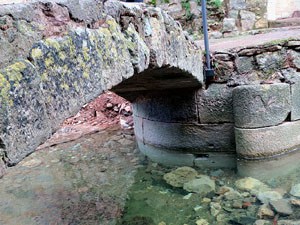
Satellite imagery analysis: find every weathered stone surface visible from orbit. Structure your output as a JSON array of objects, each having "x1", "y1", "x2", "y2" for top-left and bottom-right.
[
  {"x1": 141, "y1": 119, "x2": 235, "y2": 152},
  {"x1": 281, "y1": 68, "x2": 300, "y2": 84},
  {"x1": 235, "y1": 120, "x2": 300, "y2": 158},
  {"x1": 254, "y1": 220, "x2": 272, "y2": 225},
  {"x1": 165, "y1": 2, "x2": 185, "y2": 20},
  {"x1": 291, "y1": 81, "x2": 300, "y2": 121},
  {"x1": 209, "y1": 31, "x2": 223, "y2": 39},
  {"x1": 235, "y1": 177, "x2": 270, "y2": 193},
  {"x1": 229, "y1": 0, "x2": 246, "y2": 10},
  {"x1": 229, "y1": 10, "x2": 239, "y2": 19},
  {"x1": 183, "y1": 176, "x2": 216, "y2": 194},
  {"x1": 196, "y1": 219, "x2": 209, "y2": 225},
  {"x1": 287, "y1": 40, "x2": 300, "y2": 47},
  {"x1": 223, "y1": 18, "x2": 237, "y2": 32},
  {"x1": 257, "y1": 204, "x2": 275, "y2": 219},
  {"x1": 236, "y1": 56, "x2": 255, "y2": 74},
  {"x1": 0, "y1": 0, "x2": 203, "y2": 165},
  {"x1": 163, "y1": 166, "x2": 198, "y2": 187},
  {"x1": 189, "y1": 0, "x2": 200, "y2": 17},
  {"x1": 256, "y1": 51, "x2": 286, "y2": 72},
  {"x1": 270, "y1": 199, "x2": 293, "y2": 216},
  {"x1": 0, "y1": 60, "x2": 52, "y2": 165},
  {"x1": 214, "y1": 60, "x2": 235, "y2": 82},
  {"x1": 240, "y1": 10, "x2": 256, "y2": 31},
  {"x1": 224, "y1": 190, "x2": 241, "y2": 200},
  {"x1": 233, "y1": 83, "x2": 291, "y2": 128},
  {"x1": 257, "y1": 191, "x2": 283, "y2": 204},
  {"x1": 277, "y1": 221, "x2": 300, "y2": 225},
  {"x1": 197, "y1": 84, "x2": 234, "y2": 123},
  {"x1": 288, "y1": 50, "x2": 300, "y2": 70},
  {"x1": 255, "y1": 18, "x2": 268, "y2": 29}
]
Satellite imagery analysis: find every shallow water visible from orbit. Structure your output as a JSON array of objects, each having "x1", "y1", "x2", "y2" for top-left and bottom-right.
[
  {"x1": 117, "y1": 162, "x2": 300, "y2": 225},
  {"x1": 1, "y1": 127, "x2": 300, "y2": 225},
  {"x1": 0, "y1": 126, "x2": 138, "y2": 225}
]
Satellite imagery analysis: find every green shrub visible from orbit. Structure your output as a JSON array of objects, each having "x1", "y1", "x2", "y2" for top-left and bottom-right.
[
  {"x1": 209, "y1": 0, "x2": 222, "y2": 8},
  {"x1": 181, "y1": 0, "x2": 192, "y2": 20}
]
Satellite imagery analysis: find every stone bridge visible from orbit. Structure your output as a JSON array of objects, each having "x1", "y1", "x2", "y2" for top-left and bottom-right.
[{"x1": 1, "y1": 0, "x2": 300, "y2": 179}]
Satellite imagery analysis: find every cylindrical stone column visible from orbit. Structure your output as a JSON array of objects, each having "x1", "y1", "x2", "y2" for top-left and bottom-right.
[
  {"x1": 132, "y1": 86, "x2": 236, "y2": 168},
  {"x1": 232, "y1": 83, "x2": 300, "y2": 179}
]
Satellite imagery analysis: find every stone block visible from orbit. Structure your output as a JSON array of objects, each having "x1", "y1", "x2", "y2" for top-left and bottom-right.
[
  {"x1": 142, "y1": 119, "x2": 236, "y2": 152},
  {"x1": 291, "y1": 81, "x2": 300, "y2": 121},
  {"x1": 255, "y1": 18, "x2": 268, "y2": 29},
  {"x1": 256, "y1": 52, "x2": 286, "y2": 72},
  {"x1": 240, "y1": 10, "x2": 256, "y2": 31},
  {"x1": 233, "y1": 83, "x2": 291, "y2": 128},
  {"x1": 236, "y1": 56, "x2": 255, "y2": 74},
  {"x1": 288, "y1": 50, "x2": 300, "y2": 70},
  {"x1": 189, "y1": 0, "x2": 201, "y2": 18},
  {"x1": 286, "y1": 40, "x2": 300, "y2": 47},
  {"x1": 133, "y1": 115, "x2": 143, "y2": 141},
  {"x1": 280, "y1": 68, "x2": 300, "y2": 85},
  {"x1": 230, "y1": 0, "x2": 246, "y2": 10},
  {"x1": 229, "y1": 10, "x2": 239, "y2": 19},
  {"x1": 132, "y1": 89, "x2": 198, "y2": 122},
  {"x1": 223, "y1": 18, "x2": 237, "y2": 32},
  {"x1": 235, "y1": 120, "x2": 300, "y2": 159},
  {"x1": 197, "y1": 84, "x2": 234, "y2": 123},
  {"x1": 209, "y1": 31, "x2": 223, "y2": 39}
]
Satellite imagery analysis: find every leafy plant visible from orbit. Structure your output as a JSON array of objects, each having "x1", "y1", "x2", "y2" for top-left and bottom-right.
[
  {"x1": 209, "y1": 0, "x2": 222, "y2": 8},
  {"x1": 181, "y1": 0, "x2": 192, "y2": 20},
  {"x1": 151, "y1": 0, "x2": 156, "y2": 6}
]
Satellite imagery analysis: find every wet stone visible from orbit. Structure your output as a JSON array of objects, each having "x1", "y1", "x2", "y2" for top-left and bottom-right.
[
  {"x1": 163, "y1": 166, "x2": 198, "y2": 188},
  {"x1": 257, "y1": 190, "x2": 283, "y2": 204},
  {"x1": 183, "y1": 176, "x2": 216, "y2": 195},
  {"x1": 290, "y1": 183, "x2": 300, "y2": 197},
  {"x1": 257, "y1": 204, "x2": 275, "y2": 219},
  {"x1": 270, "y1": 199, "x2": 294, "y2": 216}
]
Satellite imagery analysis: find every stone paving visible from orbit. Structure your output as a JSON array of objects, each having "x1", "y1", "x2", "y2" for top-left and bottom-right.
[{"x1": 197, "y1": 27, "x2": 300, "y2": 52}]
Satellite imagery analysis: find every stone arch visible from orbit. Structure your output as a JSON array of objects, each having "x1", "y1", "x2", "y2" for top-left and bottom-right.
[{"x1": 0, "y1": 0, "x2": 203, "y2": 166}]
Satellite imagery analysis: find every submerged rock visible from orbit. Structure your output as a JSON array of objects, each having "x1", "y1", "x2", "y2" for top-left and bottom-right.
[
  {"x1": 270, "y1": 199, "x2": 294, "y2": 216},
  {"x1": 290, "y1": 184, "x2": 300, "y2": 197},
  {"x1": 224, "y1": 190, "x2": 242, "y2": 200},
  {"x1": 277, "y1": 220, "x2": 300, "y2": 225},
  {"x1": 163, "y1": 167, "x2": 198, "y2": 187},
  {"x1": 183, "y1": 176, "x2": 215, "y2": 195},
  {"x1": 257, "y1": 204, "x2": 275, "y2": 219},
  {"x1": 196, "y1": 219, "x2": 209, "y2": 225},
  {"x1": 291, "y1": 198, "x2": 300, "y2": 207},
  {"x1": 210, "y1": 202, "x2": 222, "y2": 216},
  {"x1": 235, "y1": 177, "x2": 270, "y2": 194},
  {"x1": 257, "y1": 191, "x2": 283, "y2": 204},
  {"x1": 254, "y1": 220, "x2": 272, "y2": 225}
]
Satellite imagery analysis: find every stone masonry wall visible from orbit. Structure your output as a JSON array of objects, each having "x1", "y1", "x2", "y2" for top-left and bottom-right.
[{"x1": 209, "y1": 38, "x2": 300, "y2": 176}]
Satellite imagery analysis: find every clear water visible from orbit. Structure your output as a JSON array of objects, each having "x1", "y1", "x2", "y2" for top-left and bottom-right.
[{"x1": 1, "y1": 127, "x2": 300, "y2": 225}]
